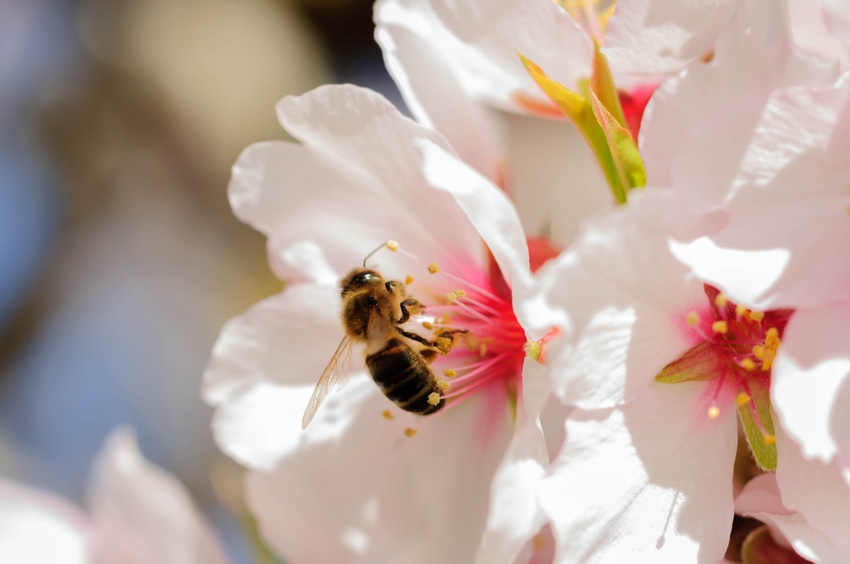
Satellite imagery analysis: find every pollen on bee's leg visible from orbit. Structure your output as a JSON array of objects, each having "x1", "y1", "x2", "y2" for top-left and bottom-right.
[
  {"x1": 382, "y1": 410, "x2": 394, "y2": 420},
  {"x1": 427, "y1": 392, "x2": 441, "y2": 406},
  {"x1": 421, "y1": 321, "x2": 434, "y2": 330},
  {"x1": 404, "y1": 427, "x2": 417, "y2": 438}
]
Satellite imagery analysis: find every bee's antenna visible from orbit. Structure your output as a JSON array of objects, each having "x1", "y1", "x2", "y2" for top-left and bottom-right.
[{"x1": 363, "y1": 241, "x2": 398, "y2": 267}]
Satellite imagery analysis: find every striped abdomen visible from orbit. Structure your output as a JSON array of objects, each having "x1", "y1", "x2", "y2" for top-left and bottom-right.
[{"x1": 365, "y1": 337, "x2": 444, "y2": 415}]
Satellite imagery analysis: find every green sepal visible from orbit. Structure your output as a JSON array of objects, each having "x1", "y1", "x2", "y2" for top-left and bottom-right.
[
  {"x1": 518, "y1": 51, "x2": 647, "y2": 205},
  {"x1": 518, "y1": 52, "x2": 626, "y2": 204},
  {"x1": 737, "y1": 378, "x2": 777, "y2": 471},
  {"x1": 590, "y1": 38, "x2": 628, "y2": 131},
  {"x1": 655, "y1": 342, "x2": 722, "y2": 383},
  {"x1": 741, "y1": 526, "x2": 808, "y2": 564},
  {"x1": 586, "y1": 85, "x2": 647, "y2": 193}
]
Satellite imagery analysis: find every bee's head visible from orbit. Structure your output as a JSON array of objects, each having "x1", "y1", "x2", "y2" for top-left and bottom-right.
[{"x1": 340, "y1": 267, "x2": 384, "y2": 297}]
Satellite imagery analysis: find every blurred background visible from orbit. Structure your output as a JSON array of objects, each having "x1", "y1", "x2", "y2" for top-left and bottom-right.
[{"x1": 0, "y1": 0, "x2": 406, "y2": 560}]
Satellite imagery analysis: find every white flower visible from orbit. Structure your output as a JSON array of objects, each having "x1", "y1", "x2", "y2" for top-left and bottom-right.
[
  {"x1": 0, "y1": 429, "x2": 226, "y2": 564},
  {"x1": 204, "y1": 83, "x2": 559, "y2": 562}
]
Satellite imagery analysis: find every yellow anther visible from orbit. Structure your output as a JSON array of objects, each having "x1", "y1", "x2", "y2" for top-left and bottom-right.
[
  {"x1": 479, "y1": 343, "x2": 489, "y2": 357},
  {"x1": 749, "y1": 311, "x2": 764, "y2": 322},
  {"x1": 435, "y1": 337, "x2": 452, "y2": 353},
  {"x1": 444, "y1": 292, "x2": 457, "y2": 303},
  {"x1": 442, "y1": 369, "x2": 456, "y2": 378},
  {"x1": 715, "y1": 293, "x2": 728, "y2": 307},
  {"x1": 386, "y1": 240, "x2": 399, "y2": 252},
  {"x1": 765, "y1": 327, "x2": 779, "y2": 345},
  {"x1": 712, "y1": 320, "x2": 729, "y2": 334},
  {"x1": 752, "y1": 344, "x2": 766, "y2": 360},
  {"x1": 735, "y1": 304, "x2": 747, "y2": 317},
  {"x1": 404, "y1": 427, "x2": 417, "y2": 437},
  {"x1": 740, "y1": 358, "x2": 756, "y2": 371},
  {"x1": 736, "y1": 392, "x2": 751, "y2": 407},
  {"x1": 422, "y1": 321, "x2": 434, "y2": 330},
  {"x1": 763, "y1": 433, "x2": 776, "y2": 445},
  {"x1": 382, "y1": 410, "x2": 394, "y2": 420},
  {"x1": 404, "y1": 275, "x2": 415, "y2": 285},
  {"x1": 685, "y1": 311, "x2": 700, "y2": 327},
  {"x1": 427, "y1": 392, "x2": 441, "y2": 406},
  {"x1": 453, "y1": 289, "x2": 467, "y2": 299},
  {"x1": 436, "y1": 379, "x2": 450, "y2": 391},
  {"x1": 427, "y1": 262, "x2": 441, "y2": 274},
  {"x1": 437, "y1": 315, "x2": 451, "y2": 325},
  {"x1": 707, "y1": 406, "x2": 720, "y2": 419},
  {"x1": 525, "y1": 340, "x2": 543, "y2": 362}
]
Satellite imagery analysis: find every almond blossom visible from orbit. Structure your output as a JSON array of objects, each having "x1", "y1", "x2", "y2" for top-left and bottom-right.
[
  {"x1": 203, "y1": 83, "x2": 562, "y2": 562},
  {"x1": 669, "y1": 76, "x2": 850, "y2": 562},
  {"x1": 488, "y1": 5, "x2": 846, "y2": 561},
  {"x1": 0, "y1": 429, "x2": 226, "y2": 564}
]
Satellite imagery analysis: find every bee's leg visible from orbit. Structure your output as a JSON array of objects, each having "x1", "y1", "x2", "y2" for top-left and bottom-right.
[
  {"x1": 397, "y1": 328, "x2": 467, "y2": 355},
  {"x1": 397, "y1": 298, "x2": 424, "y2": 324}
]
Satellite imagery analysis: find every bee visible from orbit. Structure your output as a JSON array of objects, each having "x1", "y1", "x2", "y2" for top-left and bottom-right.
[{"x1": 301, "y1": 243, "x2": 464, "y2": 429}]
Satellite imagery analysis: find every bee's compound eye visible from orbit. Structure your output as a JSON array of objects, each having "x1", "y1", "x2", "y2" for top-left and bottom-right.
[{"x1": 354, "y1": 272, "x2": 375, "y2": 285}]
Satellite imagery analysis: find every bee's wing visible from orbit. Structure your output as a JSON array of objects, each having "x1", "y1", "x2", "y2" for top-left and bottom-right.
[{"x1": 302, "y1": 336, "x2": 354, "y2": 430}]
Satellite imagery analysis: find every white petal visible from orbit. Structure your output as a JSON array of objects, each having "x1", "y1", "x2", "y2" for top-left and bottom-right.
[
  {"x1": 640, "y1": 13, "x2": 836, "y2": 211},
  {"x1": 541, "y1": 192, "x2": 707, "y2": 408},
  {"x1": 247, "y1": 382, "x2": 513, "y2": 563},
  {"x1": 670, "y1": 85, "x2": 850, "y2": 310},
  {"x1": 772, "y1": 305, "x2": 850, "y2": 465},
  {"x1": 539, "y1": 382, "x2": 738, "y2": 563},
  {"x1": 824, "y1": 0, "x2": 850, "y2": 54},
  {"x1": 0, "y1": 479, "x2": 90, "y2": 564},
  {"x1": 203, "y1": 286, "x2": 342, "y2": 407},
  {"x1": 736, "y1": 473, "x2": 847, "y2": 562},
  {"x1": 400, "y1": 0, "x2": 592, "y2": 112},
  {"x1": 375, "y1": 0, "x2": 501, "y2": 179},
  {"x1": 476, "y1": 360, "x2": 552, "y2": 563},
  {"x1": 604, "y1": 0, "x2": 740, "y2": 77},
  {"x1": 502, "y1": 113, "x2": 612, "y2": 249},
  {"x1": 238, "y1": 84, "x2": 487, "y2": 281},
  {"x1": 416, "y1": 141, "x2": 529, "y2": 285},
  {"x1": 776, "y1": 428, "x2": 850, "y2": 556},
  {"x1": 789, "y1": 0, "x2": 850, "y2": 70},
  {"x1": 87, "y1": 429, "x2": 227, "y2": 564}
]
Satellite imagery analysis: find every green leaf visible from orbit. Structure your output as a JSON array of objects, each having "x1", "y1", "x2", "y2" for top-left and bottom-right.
[
  {"x1": 518, "y1": 52, "x2": 626, "y2": 204},
  {"x1": 587, "y1": 85, "x2": 647, "y2": 192},
  {"x1": 741, "y1": 526, "x2": 809, "y2": 564},
  {"x1": 655, "y1": 342, "x2": 722, "y2": 383},
  {"x1": 737, "y1": 377, "x2": 777, "y2": 471},
  {"x1": 590, "y1": 38, "x2": 628, "y2": 132}
]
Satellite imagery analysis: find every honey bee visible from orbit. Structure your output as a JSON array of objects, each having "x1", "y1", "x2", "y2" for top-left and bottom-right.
[{"x1": 301, "y1": 244, "x2": 464, "y2": 429}]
